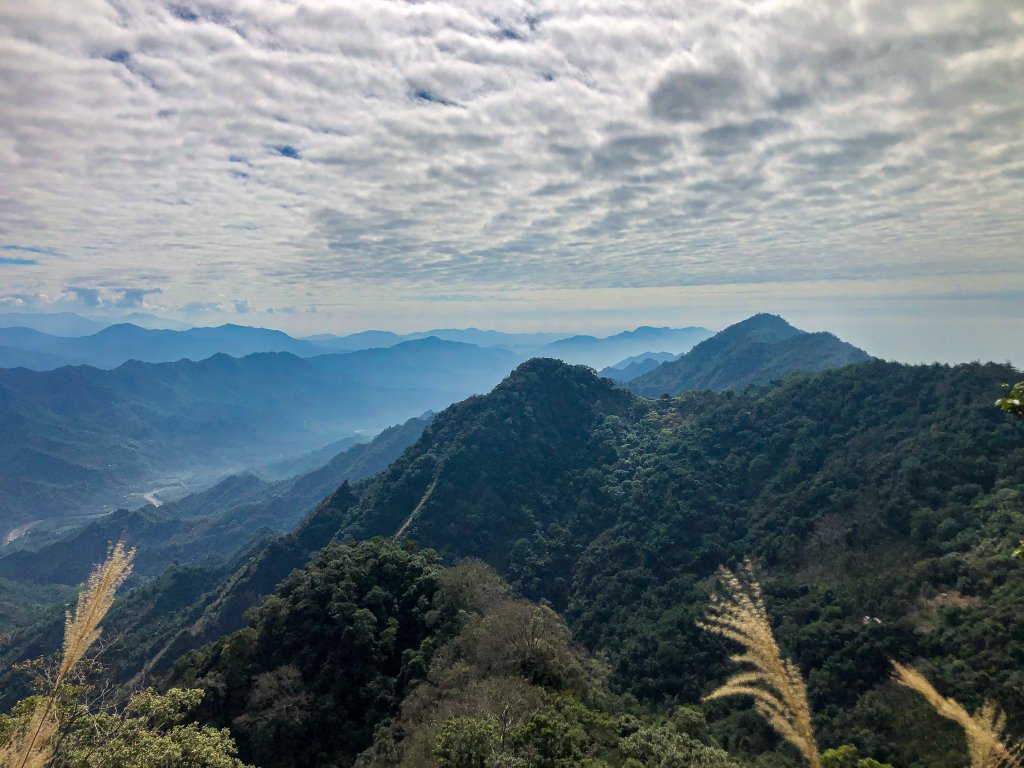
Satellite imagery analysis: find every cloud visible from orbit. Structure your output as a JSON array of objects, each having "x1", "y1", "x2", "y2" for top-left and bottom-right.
[
  {"x1": 115, "y1": 287, "x2": 161, "y2": 308},
  {"x1": 0, "y1": 0, "x2": 1019, "y2": 348},
  {"x1": 648, "y1": 64, "x2": 748, "y2": 123},
  {"x1": 63, "y1": 285, "x2": 160, "y2": 309},
  {"x1": 66, "y1": 286, "x2": 103, "y2": 307}
]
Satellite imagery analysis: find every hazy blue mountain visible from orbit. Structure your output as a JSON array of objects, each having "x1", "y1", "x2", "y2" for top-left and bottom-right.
[
  {"x1": 0, "y1": 312, "x2": 108, "y2": 337},
  {"x1": 607, "y1": 350, "x2": 682, "y2": 369},
  {"x1": 0, "y1": 345, "x2": 72, "y2": 370},
  {"x1": 303, "y1": 330, "x2": 405, "y2": 352},
  {"x1": 0, "y1": 323, "x2": 328, "y2": 369},
  {"x1": 116, "y1": 312, "x2": 192, "y2": 330},
  {"x1": 0, "y1": 339, "x2": 518, "y2": 536},
  {"x1": 0, "y1": 311, "x2": 189, "y2": 336},
  {"x1": 304, "y1": 328, "x2": 569, "y2": 353},
  {"x1": 0, "y1": 413, "x2": 431, "y2": 584},
  {"x1": 627, "y1": 313, "x2": 871, "y2": 395},
  {"x1": 541, "y1": 325, "x2": 713, "y2": 368},
  {"x1": 598, "y1": 351, "x2": 683, "y2": 381},
  {"x1": 259, "y1": 434, "x2": 369, "y2": 480},
  {"x1": 0, "y1": 327, "x2": 66, "y2": 353},
  {"x1": 406, "y1": 328, "x2": 569, "y2": 349}
]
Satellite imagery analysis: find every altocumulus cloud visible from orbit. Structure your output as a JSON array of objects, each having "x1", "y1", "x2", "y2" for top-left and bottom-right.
[{"x1": 0, "y1": 0, "x2": 1021, "y2": 308}]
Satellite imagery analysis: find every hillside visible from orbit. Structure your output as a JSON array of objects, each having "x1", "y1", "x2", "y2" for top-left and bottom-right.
[
  {"x1": 168, "y1": 538, "x2": 739, "y2": 768},
  {"x1": 336, "y1": 357, "x2": 1024, "y2": 765},
  {"x1": 628, "y1": 313, "x2": 871, "y2": 395},
  {"x1": 0, "y1": 339, "x2": 518, "y2": 535},
  {"x1": 4, "y1": 356, "x2": 1020, "y2": 766}
]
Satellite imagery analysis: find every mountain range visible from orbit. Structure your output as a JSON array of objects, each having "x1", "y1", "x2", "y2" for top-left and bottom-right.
[
  {"x1": 0, "y1": 337, "x2": 517, "y2": 537},
  {"x1": 627, "y1": 313, "x2": 872, "y2": 395},
  {"x1": 2, "y1": 352, "x2": 1020, "y2": 768},
  {"x1": 0, "y1": 311, "x2": 189, "y2": 336},
  {"x1": 0, "y1": 314, "x2": 871, "y2": 546},
  {"x1": 0, "y1": 318, "x2": 715, "y2": 371}
]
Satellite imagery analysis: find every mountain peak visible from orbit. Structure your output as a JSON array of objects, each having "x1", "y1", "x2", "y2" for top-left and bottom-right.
[{"x1": 627, "y1": 313, "x2": 870, "y2": 395}]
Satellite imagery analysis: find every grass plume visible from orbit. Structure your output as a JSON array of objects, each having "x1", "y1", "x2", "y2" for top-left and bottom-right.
[
  {"x1": 58, "y1": 539, "x2": 134, "y2": 680},
  {"x1": 698, "y1": 559, "x2": 820, "y2": 768},
  {"x1": 0, "y1": 540, "x2": 134, "y2": 768},
  {"x1": 891, "y1": 661, "x2": 1022, "y2": 768}
]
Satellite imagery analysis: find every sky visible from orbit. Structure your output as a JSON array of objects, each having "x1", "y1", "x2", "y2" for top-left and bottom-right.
[{"x1": 0, "y1": 0, "x2": 1021, "y2": 364}]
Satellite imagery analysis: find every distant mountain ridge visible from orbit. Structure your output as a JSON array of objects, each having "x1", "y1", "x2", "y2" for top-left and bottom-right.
[
  {"x1": 0, "y1": 311, "x2": 189, "y2": 336},
  {"x1": 0, "y1": 320, "x2": 714, "y2": 371},
  {"x1": 627, "y1": 313, "x2": 871, "y2": 395},
  {"x1": 598, "y1": 351, "x2": 683, "y2": 382},
  {"x1": 0, "y1": 323, "x2": 324, "y2": 369},
  {"x1": 541, "y1": 325, "x2": 713, "y2": 368},
  {"x1": 0, "y1": 338, "x2": 518, "y2": 535}
]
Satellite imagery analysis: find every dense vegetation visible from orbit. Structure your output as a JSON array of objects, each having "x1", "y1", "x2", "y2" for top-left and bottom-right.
[
  {"x1": 4, "y1": 351, "x2": 1020, "y2": 766},
  {"x1": 336, "y1": 356, "x2": 1024, "y2": 765},
  {"x1": 171, "y1": 539, "x2": 741, "y2": 768},
  {"x1": 627, "y1": 313, "x2": 870, "y2": 395}
]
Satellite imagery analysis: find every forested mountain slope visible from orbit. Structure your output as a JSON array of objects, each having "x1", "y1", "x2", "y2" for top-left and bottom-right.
[
  {"x1": 338, "y1": 357, "x2": 1023, "y2": 765},
  {"x1": 169, "y1": 538, "x2": 740, "y2": 768},
  {"x1": 628, "y1": 313, "x2": 871, "y2": 395},
  {"x1": 5, "y1": 356, "x2": 1019, "y2": 766}
]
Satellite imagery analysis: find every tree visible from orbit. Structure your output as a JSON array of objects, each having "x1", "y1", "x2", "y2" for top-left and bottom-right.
[
  {"x1": 0, "y1": 542, "x2": 249, "y2": 768},
  {"x1": 996, "y1": 382, "x2": 1024, "y2": 420},
  {"x1": 434, "y1": 718, "x2": 498, "y2": 768},
  {"x1": 995, "y1": 381, "x2": 1024, "y2": 558}
]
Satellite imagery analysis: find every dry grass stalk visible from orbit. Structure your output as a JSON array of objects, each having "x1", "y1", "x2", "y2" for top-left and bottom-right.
[
  {"x1": 0, "y1": 703, "x2": 57, "y2": 768},
  {"x1": 59, "y1": 540, "x2": 134, "y2": 680},
  {"x1": 698, "y1": 559, "x2": 820, "y2": 768},
  {"x1": 0, "y1": 540, "x2": 134, "y2": 768},
  {"x1": 891, "y1": 661, "x2": 1022, "y2": 768}
]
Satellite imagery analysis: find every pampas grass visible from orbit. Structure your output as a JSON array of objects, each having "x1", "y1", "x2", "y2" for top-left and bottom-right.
[
  {"x1": 698, "y1": 559, "x2": 820, "y2": 768},
  {"x1": 0, "y1": 540, "x2": 134, "y2": 768},
  {"x1": 892, "y1": 661, "x2": 1022, "y2": 768}
]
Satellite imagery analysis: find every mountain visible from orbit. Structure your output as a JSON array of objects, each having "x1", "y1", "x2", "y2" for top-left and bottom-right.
[
  {"x1": 598, "y1": 351, "x2": 682, "y2": 382},
  {"x1": 0, "y1": 323, "x2": 327, "y2": 370},
  {"x1": 0, "y1": 414, "x2": 431, "y2": 584},
  {"x1": 115, "y1": 312, "x2": 192, "y2": 330},
  {"x1": 541, "y1": 325, "x2": 713, "y2": 368},
  {"x1": 300, "y1": 330, "x2": 406, "y2": 352},
  {"x1": 0, "y1": 312, "x2": 109, "y2": 337},
  {"x1": 305, "y1": 328, "x2": 569, "y2": 354},
  {"x1": 627, "y1": 313, "x2": 871, "y2": 395},
  {"x1": 0, "y1": 345, "x2": 72, "y2": 370},
  {"x1": 0, "y1": 339, "x2": 518, "y2": 536},
  {"x1": 4, "y1": 356, "x2": 1021, "y2": 767},
  {"x1": 167, "y1": 539, "x2": 737, "y2": 768},
  {"x1": 606, "y1": 350, "x2": 683, "y2": 369},
  {"x1": 0, "y1": 321, "x2": 712, "y2": 372},
  {"x1": 0, "y1": 311, "x2": 190, "y2": 336}
]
